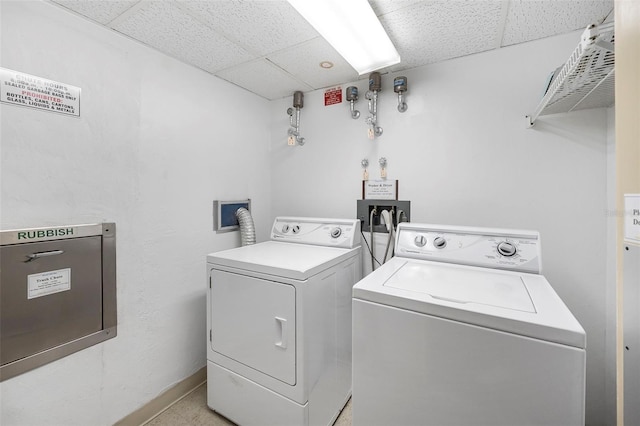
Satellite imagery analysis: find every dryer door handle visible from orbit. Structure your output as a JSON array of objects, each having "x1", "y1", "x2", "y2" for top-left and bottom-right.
[{"x1": 275, "y1": 317, "x2": 288, "y2": 349}]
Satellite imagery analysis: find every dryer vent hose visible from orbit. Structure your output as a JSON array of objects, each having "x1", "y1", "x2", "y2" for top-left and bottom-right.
[{"x1": 235, "y1": 207, "x2": 256, "y2": 246}]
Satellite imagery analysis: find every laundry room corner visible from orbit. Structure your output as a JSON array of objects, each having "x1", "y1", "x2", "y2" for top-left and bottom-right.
[
  {"x1": 1, "y1": 0, "x2": 626, "y2": 425},
  {"x1": 269, "y1": 30, "x2": 614, "y2": 425}
]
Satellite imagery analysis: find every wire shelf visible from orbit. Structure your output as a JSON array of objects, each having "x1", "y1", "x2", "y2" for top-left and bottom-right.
[{"x1": 527, "y1": 22, "x2": 615, "y2": 127}]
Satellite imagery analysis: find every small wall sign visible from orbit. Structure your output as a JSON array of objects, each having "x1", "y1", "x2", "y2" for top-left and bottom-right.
[
  {"x1": 27, "y1": 268, "x2": 71, "y2": 299},
  {"x1": 0, "y1": 67, "x2": 80, "y2": 117},
  {"x1": 363, "y1": 180, "x2": 398, "y2": 200},
  {"x1": 324, "y1": 86, "x2": 342, "y2": 106},
  {"x1": 625, "y1": 194, "x2": 640, "y2": 245}
]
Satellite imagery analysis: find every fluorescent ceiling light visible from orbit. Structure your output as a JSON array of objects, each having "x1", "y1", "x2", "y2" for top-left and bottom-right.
[{"x1": 287, "y1": 0, "x2": 400, "y2": 75}]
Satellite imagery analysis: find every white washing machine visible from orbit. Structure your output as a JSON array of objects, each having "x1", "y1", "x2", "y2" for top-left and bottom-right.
[
  {"x1": 207, "y1": 217, "x2": 361, "y2": 426},
  {"x1": 352, "y1": 223, "x2": 586, "y2": 426}
]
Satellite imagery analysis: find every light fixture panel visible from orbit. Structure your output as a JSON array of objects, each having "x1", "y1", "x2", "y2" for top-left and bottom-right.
[{"x1": 287, "y1": 0, "x2": 400, "y2": 75}]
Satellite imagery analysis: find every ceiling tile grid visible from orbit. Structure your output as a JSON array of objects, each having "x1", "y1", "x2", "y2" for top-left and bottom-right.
[
  {"x1": 53, "y1": 0, "x2": 140, "y2": 24},
  {"x1": 216, "y1": 58, "x2": 313, "y2": 100},
  {"x1": 109, "y1": 1, "x2": 254, "y2": 73},
  {"x1": 49, "y1": 0, "x2": 615, "y2": 100},
  {"x1": 369, "y1": 0, "x2": 425, "y2": 17},
  {"x1": 501, "y1": 0, "x2": 614, "y2": 46},
  {"x1": 177, "y1": 0, "x2": 319, "y2": 57},
  {"x1": 379, "y1": 1, "x2": 504, "y2": 69},
  {"x1": 268, "y1": 38, "x2": 360, "y2": 90}
]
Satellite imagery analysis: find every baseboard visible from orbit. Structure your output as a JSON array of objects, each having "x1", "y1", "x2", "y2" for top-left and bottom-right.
[{"x1": 114, "y1": 366, "x2": 207, "y2": 426}]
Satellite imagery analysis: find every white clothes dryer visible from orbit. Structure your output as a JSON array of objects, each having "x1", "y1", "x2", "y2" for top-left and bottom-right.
[
  {"x1": 207, "y1": 217, "x2": 361, "y2": 426},
  {"x1": 352, "y1": 223, "x2": 585, "y2": 426}
]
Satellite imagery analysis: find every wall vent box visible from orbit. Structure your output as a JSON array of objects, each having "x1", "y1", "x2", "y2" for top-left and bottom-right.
[
  {"x1": 0, "y1": 223, "x2": 117, "y2": 381},
  {"x1": 357, "y1": 199, "x2": 411, "y2": 233},
  {"x1": 213, "y1": 200, "x2": 251, "y2": 233}
]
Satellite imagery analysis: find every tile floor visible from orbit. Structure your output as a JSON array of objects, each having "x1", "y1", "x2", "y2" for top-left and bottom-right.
[{"x1": 146, "y1": 383, "x2": 353, "y2": 426}]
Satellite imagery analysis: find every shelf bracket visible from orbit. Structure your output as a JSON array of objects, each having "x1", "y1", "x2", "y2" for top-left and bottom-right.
[
  {"x1": 595, "y1": 40, "x2": 615, "y2": 53},
  {"x1": 525, "y1": 115, "x2": 535, "y2": 128},
  {"x1": 525, "y1": 21, "x2": 615, "y2": 129}
]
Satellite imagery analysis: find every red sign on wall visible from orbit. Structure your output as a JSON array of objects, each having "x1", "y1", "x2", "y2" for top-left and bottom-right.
[{"x1": 324, "y1": 86, "x2": 342, "y2": 106}]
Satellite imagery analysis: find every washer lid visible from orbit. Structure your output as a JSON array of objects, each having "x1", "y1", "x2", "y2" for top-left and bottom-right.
[
  {"x1": 353, "y1": 258, "x2": 585, "y2": 349},
  {"x1": 208, "y1": 241, "x2": 360, "y2": 280},
  {"x1": 384, "y1": 262, "x2": 535, "y2": 313}
]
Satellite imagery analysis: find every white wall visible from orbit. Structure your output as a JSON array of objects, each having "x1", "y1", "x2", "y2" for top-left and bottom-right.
[
  {"x1": 0, "y1": 1, "x2": 271, "y2": 425},
  {"x1": 270, "y1": 32, "x2": 612, "y2": 425},
  {"x1": 0, "y1": 2, "x2": 615, "y2": 425}
]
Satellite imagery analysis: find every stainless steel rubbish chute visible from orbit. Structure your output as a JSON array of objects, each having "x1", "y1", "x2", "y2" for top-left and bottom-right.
[{"x1": 0, "y1": 223, "x2": 117, "y2": 381}]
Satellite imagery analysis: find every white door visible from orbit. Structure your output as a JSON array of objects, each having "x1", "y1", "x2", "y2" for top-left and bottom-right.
[{"x1": 210, "y1": 269, "x2": 296, "y2": 385}]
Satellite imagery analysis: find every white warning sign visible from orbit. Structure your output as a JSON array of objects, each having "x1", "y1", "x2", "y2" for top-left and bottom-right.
[
  {"x1": 28, "y1": 268, "x2": 71, "y2": 299},
  {"x1": 0, "y1": 67, "x2": 80, "y2": 117},
  {"x1": 625, "y1": 194, "x2": 640, "y2": 245}
]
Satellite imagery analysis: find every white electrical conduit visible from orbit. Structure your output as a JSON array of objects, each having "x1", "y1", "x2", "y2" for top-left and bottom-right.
[
  {"x1": 235, "y1": 207, "x2": 256, "y2": 246},
  {"x1": 369, "y1": 208, "x2": 377, "y2": 271},
  {"x1": 382, "y1": 210, "x2": 395, "y2": 263}
]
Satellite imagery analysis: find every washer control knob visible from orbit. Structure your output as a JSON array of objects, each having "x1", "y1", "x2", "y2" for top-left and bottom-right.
[
  {"x1": 292, "y1": 225, "x2": 300, "y2": 234},
  {"x1": 330, "y1": 227, "x2": 342, "y2": 238},
  {"x1": 433, "y1": 237, "x2": 447, "y2": 249},
  {"x1": 497, "y1": 241, "x2": 517, "y2": 257},
  {"x1": 414, "y1": 235, "x2": 427, "y2": 247},
  {"x1": 282, "y1": 224, "x2": 290, "y2": 233}
]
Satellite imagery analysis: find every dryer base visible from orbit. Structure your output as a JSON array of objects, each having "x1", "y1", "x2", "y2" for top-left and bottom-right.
[{"x1": 208, "y1": 361, "x2": 307, "y2": 426}]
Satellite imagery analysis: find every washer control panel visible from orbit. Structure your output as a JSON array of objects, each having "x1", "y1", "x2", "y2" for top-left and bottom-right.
[
  {"x1": 414, "y1": 235, "x2": 427, "y2": 247},
  {"x1": 396, "y1": 223, "x2": 541, "y2": 274},
  {"x1": 271, "y1": 217, "x2": 361, "y2": 249}
]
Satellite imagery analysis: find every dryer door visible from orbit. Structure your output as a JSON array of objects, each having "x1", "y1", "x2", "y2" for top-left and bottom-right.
[{"x1": 210, "y1": 269, "x2": 296, "y2": 385}]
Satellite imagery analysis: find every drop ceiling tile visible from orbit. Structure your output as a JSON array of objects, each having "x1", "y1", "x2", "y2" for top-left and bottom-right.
[
  {"x1": 110, "y1": 1, "x2": 254, "y2": 73},
  {"x1": 216, "y1": 59, "x2": 313, "y2": 100},
  {"x1": 48, "y1": 0, "x2": 615, "y2": 102},
  {"x1": 52, "y1": 0, "x2": 140, "y2": 24},
  {"x1": 177, "y1": 0, "x2": 318, "y2": 56},
  {"x1": 268, "y1": 38, "x2": 359, "y2": 90},
  {"x1": 502, "y1": 0, "x2": 613, "y2": 46},
  {"x1": 380, "y1": 1, "x2": 503, "y2": 68},
  {"x1": 368, "y1": 0, "x2": 424, "y2": 16}
]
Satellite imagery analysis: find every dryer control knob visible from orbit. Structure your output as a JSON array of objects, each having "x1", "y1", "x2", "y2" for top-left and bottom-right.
[
  {"x1": 433, "y1": 237, "x2": 447, "y2": 249},
  {"x1": 497, "y1": 241, "x2": 517, "y2": 257},
  {"x1": 330, "y1": 227, "x2": 342, "y2": 238},
  {"x1": 282, "y1": 224, "x2": 290, "y2": 233},
  {"x1": 414, "y1": 235, "x2": 427, "y2": 247}
]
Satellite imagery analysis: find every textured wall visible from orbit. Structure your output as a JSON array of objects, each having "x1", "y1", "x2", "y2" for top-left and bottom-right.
[
  {"x1": 269, "y1": 32, "x2": 612, "y2": 425},
  {"x1": 0, "y1": 1, "x2": 271, "y2": 424}
]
